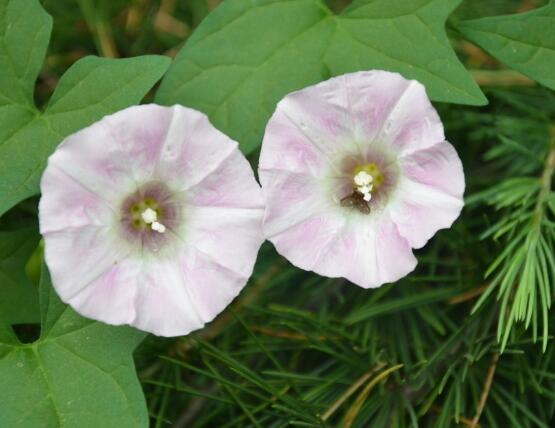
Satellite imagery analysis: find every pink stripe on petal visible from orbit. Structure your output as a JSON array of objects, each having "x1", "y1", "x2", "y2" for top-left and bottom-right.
[
  {"x1": 260, "y1": 169, "x2": 342, "y2": 239},
  {"x1": 43, "y1": 225, "x2": 130, "y2": 303},
  {"x1": 177, "y1": 250, "x2": 247, "y2": 325},
  {"x1": 131, "y1": 257, "x2": 206, "y2": 337},
  {"x1": 400, "y1": 141, "x2": 465, "y2": 197},
  {"x1": 155, "y1": 107, "x2": 238, "y2": 191},
  {"x1": 184, "y1": 205, "x2": 264, "y2": 278},
  {"x1": 40, "y1": 164, "x2": 115, "y2": 233},
  {"x1": 68, "y1": 261, "x2": 139, "y2": 326},
  {"x1": 391, "y1": 142, "x2": 465, "y2": 249},
  {"x1": 187, "y1": 149, "x2": 264, "y2": 210}
]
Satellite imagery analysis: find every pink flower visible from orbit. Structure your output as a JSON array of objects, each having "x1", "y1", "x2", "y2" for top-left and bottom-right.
[
  {"x1": 259, "y1": 71, "x2": 465, "y2": 288},
  {"x1": 39, "y1": 104, "x2": 265, "y2": 336}
]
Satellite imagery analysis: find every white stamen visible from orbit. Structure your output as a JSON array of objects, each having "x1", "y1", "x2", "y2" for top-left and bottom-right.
[
  {"x1": 354, "y1": 171, "x2": 373, "y2": 186},
  {"x1": 151, "y1": 221, "x2": 166, "y2": 233},
  {"x1": 358, "y1": 185, "x2": 373, "y2": 194},
  {"x1": 141, "y1": 207, "x2": 158, "y2": 224},
  {"x1": 141, "y1": 208, "x2": 166, "y2": 233}
]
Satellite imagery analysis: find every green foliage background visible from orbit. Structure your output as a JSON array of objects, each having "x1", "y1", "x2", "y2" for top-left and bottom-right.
[{"x1": 1, "y1": 0, "x2": 555, "y2": 426}]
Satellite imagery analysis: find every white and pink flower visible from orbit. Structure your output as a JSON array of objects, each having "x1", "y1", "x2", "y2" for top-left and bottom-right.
[
  {"x1": 259, "y1": 71, "x2": 465, "y2": 288},
  {"x1": 39, "y1": 104, "x2": 265, "y2": 336}
]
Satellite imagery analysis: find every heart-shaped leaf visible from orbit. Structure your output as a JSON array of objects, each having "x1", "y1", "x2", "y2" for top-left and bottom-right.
[
  {"x1": 0, "y1": 266, "x2": 148, "y2": 427},
  {"x1": 156, "y1": 0, "x2": 487, "y2": 154},
  {"x1": 0, "y1": 0, "x2": 171, "y2": 216},
  {"x1": 456, "y1": 0, "x2": 555, "y2": 91}
]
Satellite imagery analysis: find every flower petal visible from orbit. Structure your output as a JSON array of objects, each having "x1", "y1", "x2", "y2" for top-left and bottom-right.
[
  {"x1": 155, "y1": 106, "x2": 238, "y2": 191},
  {"x1": 184, "y1": 206, "x2": 264, "y2": 278},
  {"x1": 390, "y1": 142, "x2": 465, "y2": 249},
  {"x1": 368, "y1": 74, "x2": 445, "y2": 156},
  {"x1": 260, "y1": 168, "x2": 342, "y2": 240},
  {"x1": 259, "y1": 71, "x2": 445, "y2": 181},
  {"x1": 316, "y1": 215, "x2": 417, "y2": 288},
  {"x1": 268, "y1": 209, "x2": 416, "y2": 289},
  {"x1": 47, "y1": 104, "x2": 184, "y2": 204},
  {"x1": 187, "y1": 149, "x2": 264, "y2": 210},
  {"x1": 42, "y1": 225, "x2": 131, "y2": 307},
  {"x1": 39, "y1": 163, "x2": 115, "y2": 233},
  {"x1": 102, "y1": 104, "x2": 176, "y2": 181},
  {"x1": 174, "y1": 249, "x2": 248, "y2": 327},
  {"x1": 130, "y1": 256, "x2": 207, "y2": 337},
  {"x1": 261, "y1": 162, "x2": 416, "y2": 288}
]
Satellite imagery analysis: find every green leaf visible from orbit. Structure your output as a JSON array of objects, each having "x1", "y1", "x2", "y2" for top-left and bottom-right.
[
  {"x1": 0, "y1": 266, "x2": 148, "y2": 427},
  {"x1": 0, "y1": 228, "x2": 40, "y2": 325},
  {"x1": 0, "y1": 0, "x2": 171, "y2": 216},
  {"x1": 156, "y1": 0, "x2": 486, "y2": 154},
  {"x1": 456, "y1": 1, "x2": 555, "y2": 90}
]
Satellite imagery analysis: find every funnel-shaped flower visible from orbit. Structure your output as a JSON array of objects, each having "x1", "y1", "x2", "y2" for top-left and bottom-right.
[
  {"x1": 259, "y1": 71, "x2": 464, "y2": 288},
  {"x1": 39, "y1": 104, "x2": 265, "y2": 336}
]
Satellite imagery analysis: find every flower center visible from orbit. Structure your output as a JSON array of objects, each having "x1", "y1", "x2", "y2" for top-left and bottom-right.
[
  {"x1": 128, "y1": 197, "x2": 167, "y2": 233},
  {"x1": 340, "y1": 163, "x2": 385, "y2": 214},
  {"x1": 120, "y1": 181, "x2": 181, "y2": 251},
  {"x1": 353, "y1": 163, "x2": 384, "y2": 188}
]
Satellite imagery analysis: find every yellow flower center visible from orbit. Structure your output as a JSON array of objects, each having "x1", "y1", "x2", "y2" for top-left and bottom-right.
[
  {"x1": 129, "y1": 198, "x2": 166, "y2": 232},
  {"x1": 353, "y1": 163, "x2": 384, "y2": 187}
]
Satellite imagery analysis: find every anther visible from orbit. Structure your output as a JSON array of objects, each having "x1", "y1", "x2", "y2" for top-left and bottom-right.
[
  {"x1": 353, "y1": 171, "x2": 373, "y2": 202},
  {"x1": 141, "y1": 208, "x2": 166, "y2": 233}
]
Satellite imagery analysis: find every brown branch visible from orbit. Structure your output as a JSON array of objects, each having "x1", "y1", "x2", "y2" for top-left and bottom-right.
[
  {"x1": 470, "y1": 70, "x2": 535, "y2": 87},
  {"x1": 449, "y1": 284, "x2": 489, "y2": 305},
  {"x1": 430, "y1": 405, "x2": 480, "y2": 428},
  {"x1": 154, "y1": 0, "x2": 191, "y2": 39},
  {"x1": 532, "y1": 136, "x2": 555, "y2": 229},
  {"x1": 252, "y1": 326, "x2": 325, "y2": 341},
  {"x1": 471, "y1": 352, "x2": 500, "y2": 427}
]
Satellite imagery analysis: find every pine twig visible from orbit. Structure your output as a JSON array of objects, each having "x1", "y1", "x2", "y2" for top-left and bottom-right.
[
  {"x1": 320, "y1": 363, "x2": 386, "y2": 422},
  {"x1": 471, "y1": 352, "x2": 500, "y2": 427},
  {"x1": 449, "y1": 284, "x2": 489, "y2": 304},
  {"x1": 342, "y1": 364, "x2": 404, "y2": 428},
  {"x1": 431, "y1": 405, "x2": 480, "y2": 428}
]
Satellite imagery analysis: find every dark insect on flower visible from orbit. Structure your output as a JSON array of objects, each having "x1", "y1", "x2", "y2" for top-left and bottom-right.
[{"x1": 340, "y1": 192, "x2": 371, "y2": 214}]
